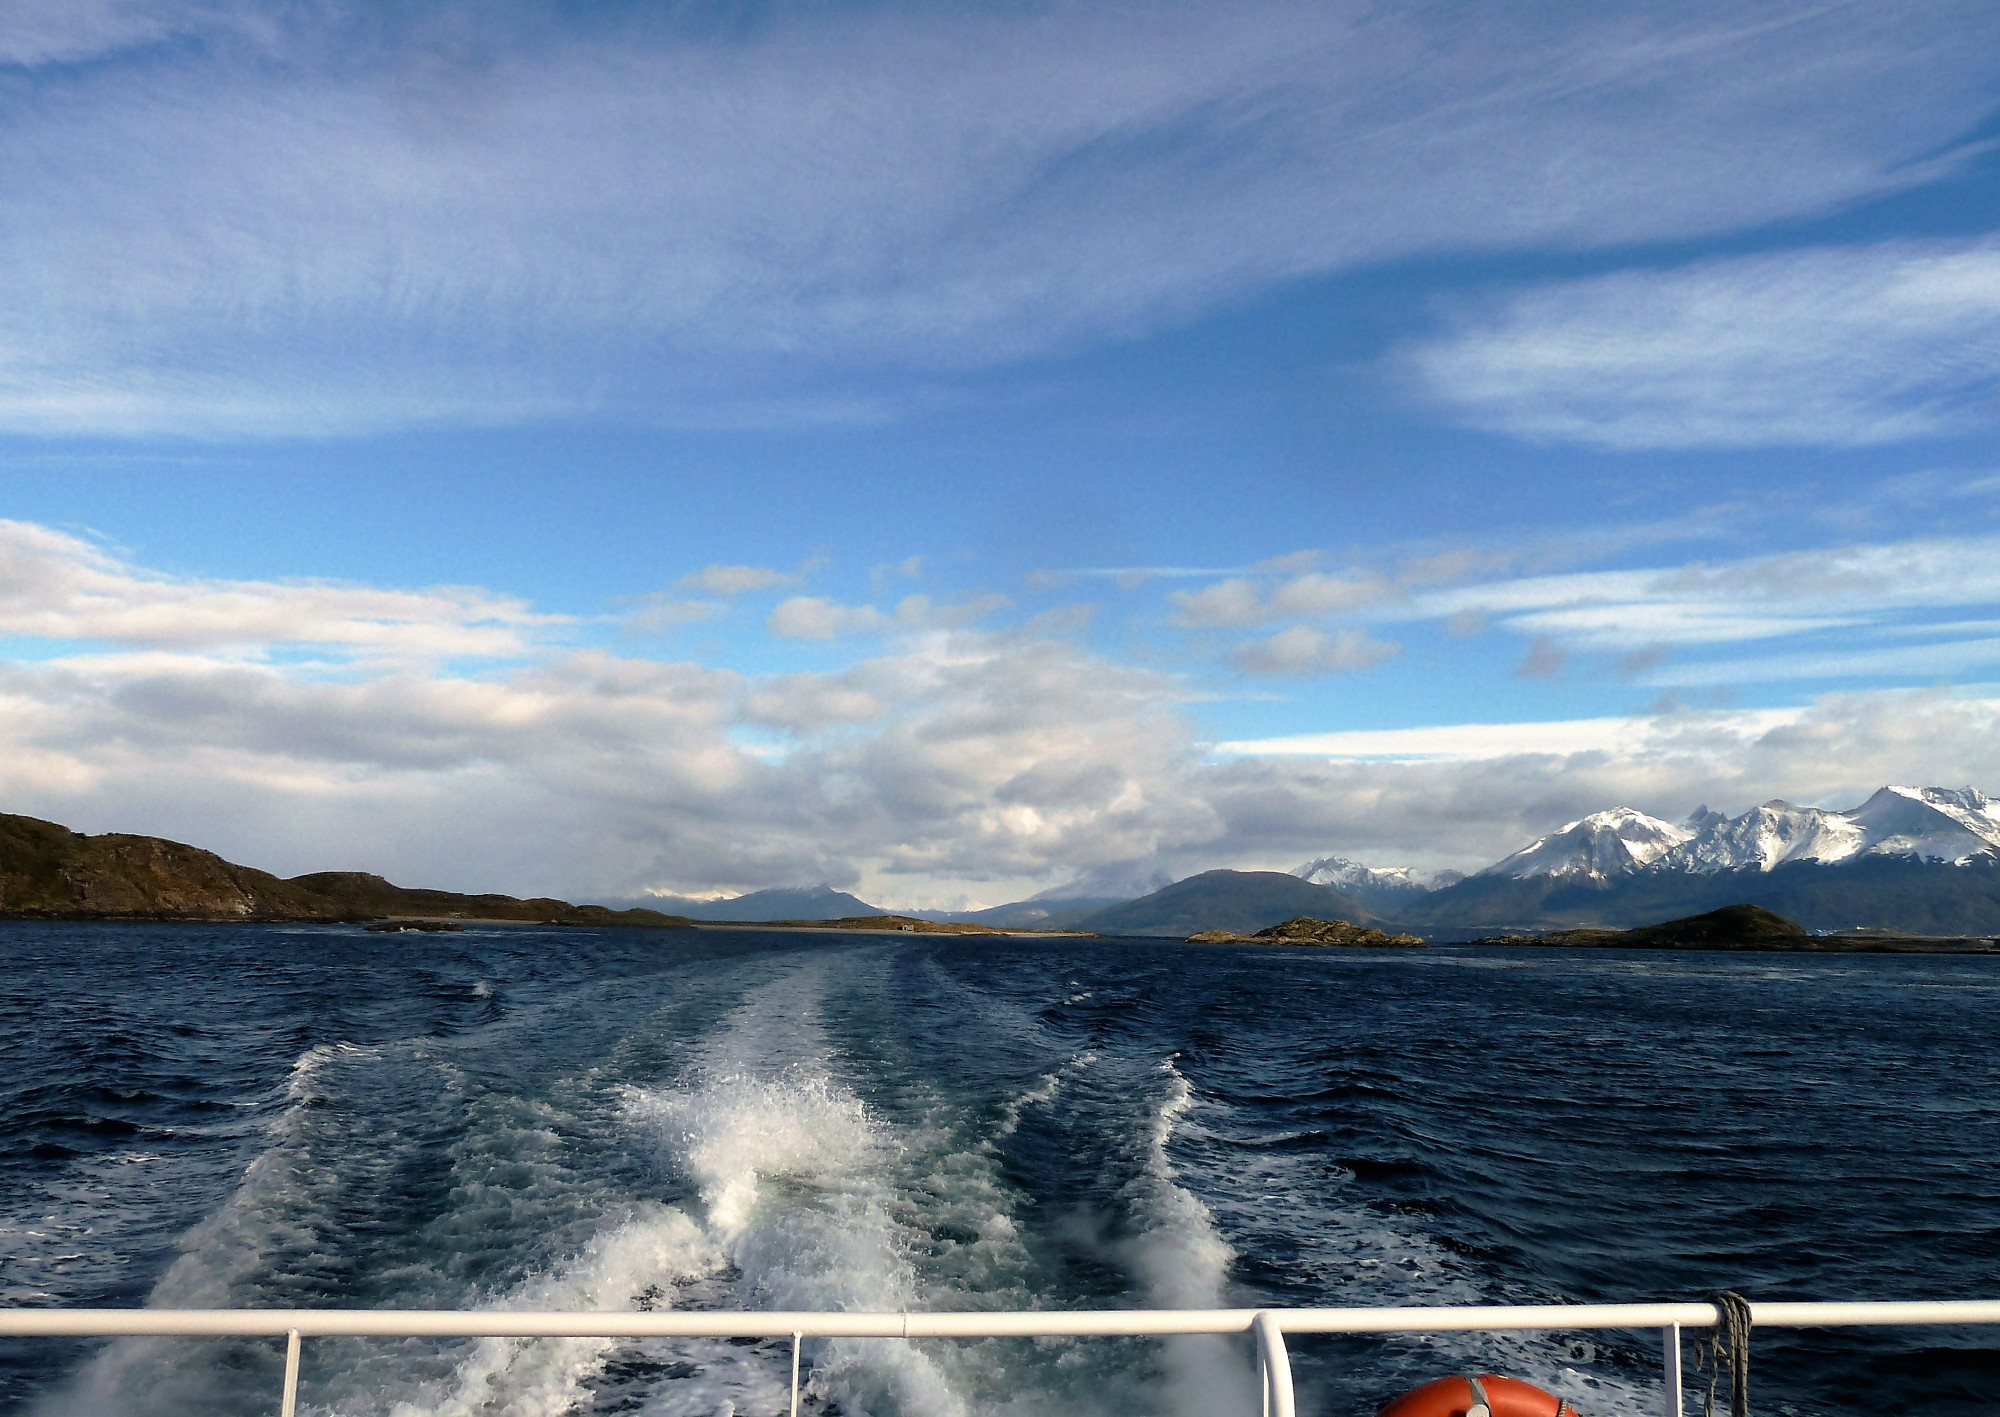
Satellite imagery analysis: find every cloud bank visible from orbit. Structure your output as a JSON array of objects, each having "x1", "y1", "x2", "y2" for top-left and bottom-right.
[{"x1": 5, "y1": 521, "x2": 2000, "y2": 905}]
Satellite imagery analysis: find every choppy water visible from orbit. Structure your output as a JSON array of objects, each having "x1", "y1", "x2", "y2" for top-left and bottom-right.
[{"x1": 2, "y1": 923, "x2": 1997, "y2": 1417}]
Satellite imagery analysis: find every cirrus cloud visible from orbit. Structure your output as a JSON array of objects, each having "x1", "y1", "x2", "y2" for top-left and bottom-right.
[
  {"x1": 4, "y1": 2, "x2": 1998, "y2": 436},
  {"x1": 1400, "y1": 239, "x2": 2000, "y2": 450}
]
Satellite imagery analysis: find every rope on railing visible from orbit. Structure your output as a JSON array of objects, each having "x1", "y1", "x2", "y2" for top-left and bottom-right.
[{"x1": 1696, "y1": 1291, "x2": 1752, "y2": 1417}]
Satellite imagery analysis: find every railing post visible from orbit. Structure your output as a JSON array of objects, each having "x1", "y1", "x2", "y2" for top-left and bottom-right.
[
  {"x1": 790, "y1": 1329, "x2": 802, "y2": 1417},
  {"x1": 279, "y1": 1329, "x2": 301, "y2": 1417},
  {"x1": 1661, "y1": 1323, "x2": 1682, "y2": 1417},
  {"x1": 1251, "y1": 1312, "x2": 1295, "y2": 1417}
]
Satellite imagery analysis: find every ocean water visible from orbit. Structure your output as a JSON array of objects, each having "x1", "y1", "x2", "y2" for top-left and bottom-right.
[{"x1": 2, "y1": 923, "x2": 1997, "y2": 1417}]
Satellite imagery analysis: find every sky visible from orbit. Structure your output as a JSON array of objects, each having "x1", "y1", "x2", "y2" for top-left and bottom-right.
[{"x1": 4, "y1": 0, "x2": 2000, "y2": 908}]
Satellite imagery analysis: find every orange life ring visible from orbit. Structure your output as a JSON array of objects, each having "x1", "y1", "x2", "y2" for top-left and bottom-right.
[{"x1": 1375, "y1": 1373, "x2": 1582, "y2": 1417}]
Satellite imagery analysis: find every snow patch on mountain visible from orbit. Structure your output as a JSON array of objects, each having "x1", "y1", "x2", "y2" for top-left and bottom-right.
[{"x1": 1480, "y1": 807, "x2": 1692, "y2": 880}]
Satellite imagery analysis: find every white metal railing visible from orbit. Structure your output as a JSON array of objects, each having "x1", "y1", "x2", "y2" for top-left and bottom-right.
[{"x1": 4, "y1": 1300, "x2": 1999, "y2": 1417}]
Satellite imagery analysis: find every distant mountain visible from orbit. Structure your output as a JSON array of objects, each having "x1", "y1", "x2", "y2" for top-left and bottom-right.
[
  {"x1": 1290, "y1": 855, "x2": 1441, "y2": 915},
  {"x1": 1073, "y1": 870, "x2": 1373, "y2": 937},
  {"x1": 0, "y1": 813, "x2": 692, "y2": 927},
  {"x1": 902, "y1": 859, "x2": 1177, "y2": 929},
  {"x1": 656, "y1": 883, "x2": 882, "y2": 921},
  {"x1": 1402, "y1": 785, "x2": 2000, "y2": 935},
  {"x1": 918, "y1": 897, "x2": 1127, "y2": 930}
]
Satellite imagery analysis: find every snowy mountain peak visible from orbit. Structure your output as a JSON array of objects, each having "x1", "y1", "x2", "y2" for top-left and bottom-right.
[
  {"x1": 1291, "y1": 855, "x2": 1428, "y2": 892},
  {"x1": 1480, "y1": 807, "x2": 1692, "y2": 880},
  {"x1": 1844, "y1": 785, "x2": 2000, "y2": 863},
  {"x1": 1683, "y1": 805, "x2": 1729, "y2": 834}
]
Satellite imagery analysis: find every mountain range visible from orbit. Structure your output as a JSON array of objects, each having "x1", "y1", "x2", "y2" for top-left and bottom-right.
[
  {"x1": 1067, "y1": 784, "x2": 2000, "y2": 936},
  {"x1": 658, "y1": 784, "x2": 2000, "y2": 937},
  {"x1": 7, "y1": 782, "x2": 1995, "y2": 938}
]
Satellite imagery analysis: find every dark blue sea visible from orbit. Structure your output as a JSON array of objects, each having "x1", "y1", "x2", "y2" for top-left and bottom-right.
[{"x1": 2, "y1": 923, "x2": 1996, "y2": 1417}]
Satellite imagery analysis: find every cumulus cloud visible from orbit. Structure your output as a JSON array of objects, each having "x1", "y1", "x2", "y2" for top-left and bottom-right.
[
  {"x1": 4, "y1": 2, "x2": 1997, "y2": 435},
  {"x1": 768, "y1": 597, "x2": 892, "y2": 640},
  {"x1": 767, "y1": 593, "x2": 1011, "y2": 641},
  {"x1": 7, "y1": 520, "x2": 2000, "y2": 906},
  {"x1": 680, "y1": 564, "x2": 800, "y2": 596},
  {"x1": 1232, "y1": 626, "x2": 1399, "y2": 676},
  {"x1": 1400, "y1": 239, "x2": 2000, "y2": 449},
  {"x1": 624, "y1": 597, "x2": 727, "y2": 632}
]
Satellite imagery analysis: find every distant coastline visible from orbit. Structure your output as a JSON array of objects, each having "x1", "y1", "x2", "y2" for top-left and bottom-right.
[
  {"x1": 0, "y1": 814, "x2": 1089, "y2": 937},
  {"x1": 8, "y1": 811, "x2": 2000, "y2": 952}
]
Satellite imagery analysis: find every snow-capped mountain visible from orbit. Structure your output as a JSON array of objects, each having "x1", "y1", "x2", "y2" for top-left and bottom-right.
[
  {"x1": 1476, "y1": 786, "x2": 2000, "y2": 883},
  {"x1": 1289, "y1": 854, "x2": 1444, "y2": 915},
  {"x1": 1291, "y1": 856, "x2": 1430, "y2": 893},
  {"x1": 1479, "y1": 807, "x2": 1693, "y2": 881},
  {"x1": 1660, "y1": 786, "x2": 2000, "y2": 873}
]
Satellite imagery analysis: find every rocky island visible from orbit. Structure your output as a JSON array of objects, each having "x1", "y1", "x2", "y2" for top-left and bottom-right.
[{"x1": 1186, "y1": 915, "x2": 1423, "y2": 947}]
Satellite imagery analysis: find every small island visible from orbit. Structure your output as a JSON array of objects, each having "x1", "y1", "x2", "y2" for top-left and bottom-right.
[
  {"x1": 1186, "y1": 916, "x2": 1423, "y2": 947},
  {"x1": 1468, "y1": 903, "x2": 2000, "y2": 953}
]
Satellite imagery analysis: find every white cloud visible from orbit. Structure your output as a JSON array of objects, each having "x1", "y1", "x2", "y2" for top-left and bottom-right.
[
  {"x1": 767, "y1": 593, "x2": 1012, "y2": 641},
  {"x1": 623, "y1": 601, "x2": 725, "y2": 633},
  {"x1": 5, "y1": 2, "x2": 1997, "y2": 435},
  {"x1": 1401, "y1": 239, "x2": 2000, "y2": 449},
  {"x1": 0, "y1": 520, "x2": 555, "y2": 660},
  {"x1": 1231, "y1": 626, "x2": 1398, "y2": 676},
  {"x1": 1212, "y1": 709, "x2": 1805, "y2": 762},
  {"x1": 679, "y1": 564, "x2": 800, "y2": 596},
  {"x1": 1411, "y1": 532, "x2": 2000, "y2": 671},
  {"x1": 0, "y1": 0, "x2": 239, "y2": 67},
  {"x1": 1643, "y1": 637, "x2": 2000, "y2": 688},
  {"x1": 1171, "y1": 571, "x2": 1387, "y2": 627},
  {"x1": 768, "y1": 597, "x2": 892, "y2": 641}
]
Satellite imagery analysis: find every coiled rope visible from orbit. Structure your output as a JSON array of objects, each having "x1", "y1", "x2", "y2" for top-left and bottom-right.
[{"x1": 1695, "y1": 1290, "x2": 1752, "y2": 1417}]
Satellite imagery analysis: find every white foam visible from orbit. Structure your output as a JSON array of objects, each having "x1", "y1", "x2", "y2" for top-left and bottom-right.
[
  {"x1": 993, "y1": 1049, "x2": 1097, "y2": 1138},
  {"x1": 1112, "y1": 1058, "x2": 1255, "y2": 1417},
  {"x1": 384, "y1": 1205, "x2": 723, "y2": 1417},
  {"x1": 619, "y1": 963, "x2": 979, "y2": 1417}
]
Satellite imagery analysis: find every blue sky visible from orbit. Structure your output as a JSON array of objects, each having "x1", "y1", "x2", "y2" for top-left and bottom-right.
[{"x1": 4, "y1": 1, "x2": 2000, "y2": 907}]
